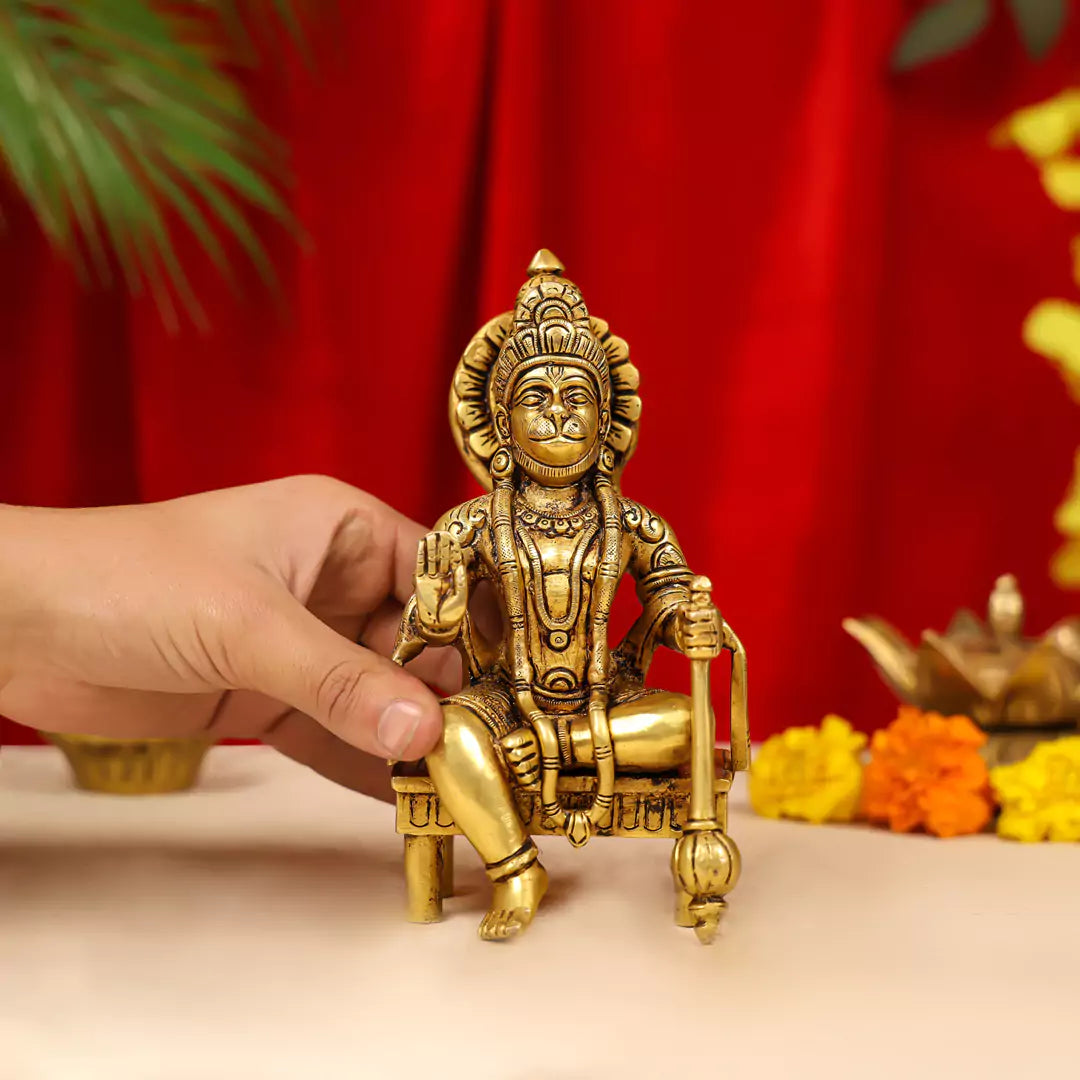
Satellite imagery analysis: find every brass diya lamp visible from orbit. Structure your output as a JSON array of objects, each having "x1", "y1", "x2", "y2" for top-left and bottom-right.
[
  {"x1": 844, "y1": 575, "x2": 1080, "y2": 766},
  {"x1": 45, "y1": 733, "x2": 213, "y2": 794}
]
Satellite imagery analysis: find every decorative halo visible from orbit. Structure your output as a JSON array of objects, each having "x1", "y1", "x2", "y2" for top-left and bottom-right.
[{"x1": 449, "y1": 313, "x2": 642, "y2": 491}]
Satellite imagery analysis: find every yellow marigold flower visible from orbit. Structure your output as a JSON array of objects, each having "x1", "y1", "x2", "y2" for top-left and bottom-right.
[
  {"x1": 1051, "y1": 538, "x2": 1080, "y2": 588},
  {"x1": 994, "y1": 91, "x2": 1080, "y2": 160},
  {"x1": 991, "y1": 737, "x2": 1080, "y2": 842},
  {"x1": 1053, "y1": 450, "x2": 1080, "y2": 536},
  {"x1": 1042, "y1": 157, "x2": 1080, "y2": 210},
  {"x1": 749, "y1": 715, "x2": 866, "y2": 824},
  {"x1": 1069, "y1": 236, "x2": 1080, "y2": 291},
  {"x1": 1022, "y1": 298, "x2": 1080, "y2": 400},
  {"x1": 1051, "y1": 451, "x2": 1080, "y2": 587}
]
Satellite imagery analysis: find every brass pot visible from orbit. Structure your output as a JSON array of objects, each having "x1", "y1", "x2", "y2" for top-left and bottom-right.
[{"x1": 45, "y1": 734, "x2": 212, "y2": 794}]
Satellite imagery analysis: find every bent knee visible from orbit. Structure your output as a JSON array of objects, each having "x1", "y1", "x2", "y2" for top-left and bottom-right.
[
  {"x1": 429, "y1": 703, "x2": 494, "y2": 759},
  {"x1": 608, "y1": 692, "x2": 692, "y2": 770}
]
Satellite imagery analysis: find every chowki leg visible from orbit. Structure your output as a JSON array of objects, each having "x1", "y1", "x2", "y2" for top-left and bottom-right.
[
  {"x1": 671, "y1": 577, "x2": 742, "y2": 944},
  {"x1": 439, "y1": 836, "x2": 455, "y2": 898},
  {"x1": 404, "y1": 835, "x2": 443, "y2": 923}
]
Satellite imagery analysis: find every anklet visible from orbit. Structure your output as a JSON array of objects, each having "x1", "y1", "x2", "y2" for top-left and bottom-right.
[{"x1": 485, "y1": 841, "x2": 538, "y2": 883}]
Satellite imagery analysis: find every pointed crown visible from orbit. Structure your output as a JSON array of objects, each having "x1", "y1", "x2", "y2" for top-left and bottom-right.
[{"x1": 490, "y1": 250, "x2": 611, "y2": 410}]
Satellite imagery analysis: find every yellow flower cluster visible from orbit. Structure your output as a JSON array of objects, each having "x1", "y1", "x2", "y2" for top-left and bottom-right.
[
  {"x1": 996, "y1": 91, "x2": 1080, "y2": 586},
  {"x1": 749, "y1": 715, "x2": 866, "y2": 824},
  {"x1": 990, "y1": 737, "x2": 1080, "y2": 842},
  {"x1": 996, "y1": 90, "x2": 1080, "y2": 204},
  {"x1": 751, "y1": 714, "x2": 1080, "y2": 843}
]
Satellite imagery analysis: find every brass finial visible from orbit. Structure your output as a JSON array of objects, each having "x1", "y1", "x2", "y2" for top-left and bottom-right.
[
  {"x1": 989, "y1": 573, "x2": 1024, "y2": 640},
  {"x1": 527, "y1": 249, "x2": 564, "y2": 277}
]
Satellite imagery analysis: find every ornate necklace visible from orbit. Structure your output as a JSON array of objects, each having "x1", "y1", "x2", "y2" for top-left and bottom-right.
[{"x1": 515, "y1": 498, "x2": 599, "y2": 538}]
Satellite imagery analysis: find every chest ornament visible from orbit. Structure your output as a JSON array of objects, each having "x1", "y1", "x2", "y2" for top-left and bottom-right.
[{"x1": 516, "y1": 500, "x2": 599, "y2": 539}]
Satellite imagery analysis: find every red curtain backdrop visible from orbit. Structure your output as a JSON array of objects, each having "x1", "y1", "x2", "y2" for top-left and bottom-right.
[{"x1": 3, "y1": 0, "x2": 1079, "y2": 745}]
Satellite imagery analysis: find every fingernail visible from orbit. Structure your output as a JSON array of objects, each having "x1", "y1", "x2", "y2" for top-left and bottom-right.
[{"x1": 377, "y1": 699, "x2": 424, "y2": 758}]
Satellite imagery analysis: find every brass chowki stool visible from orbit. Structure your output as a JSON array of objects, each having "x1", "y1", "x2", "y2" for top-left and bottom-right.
[{"x1": 392, "y1": 748, "x2": 738, "y2": 937}]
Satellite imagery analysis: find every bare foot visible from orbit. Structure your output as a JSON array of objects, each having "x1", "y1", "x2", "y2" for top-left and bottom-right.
[{"x1": 478, "y1": 861, "x2": 548, "y2": 942}]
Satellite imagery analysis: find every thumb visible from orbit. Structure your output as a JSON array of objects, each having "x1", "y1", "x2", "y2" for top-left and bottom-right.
[{"x1": 236, "y1": 596, "x2": 444, "y2": 760}]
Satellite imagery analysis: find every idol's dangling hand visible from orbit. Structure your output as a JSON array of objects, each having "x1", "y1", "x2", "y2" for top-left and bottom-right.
[
  {"x1": 414, "y1": 531, "x2": 468, "y2": 644},
  {"x1": 501, "y1": 726, "x2": 542, "y2": 786},
  {"x1": 675, "y1": 595, "x2": 723, "y2": 661}
]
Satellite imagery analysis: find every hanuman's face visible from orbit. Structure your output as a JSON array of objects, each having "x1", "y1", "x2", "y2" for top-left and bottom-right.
[{"x1": 508, "y1": 363, "x2": 600, "y2": 474}]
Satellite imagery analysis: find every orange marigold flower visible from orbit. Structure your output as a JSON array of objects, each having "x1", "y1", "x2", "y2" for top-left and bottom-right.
[{"x1": 860, "y1": 707, "x2": 993, "y2": 837}]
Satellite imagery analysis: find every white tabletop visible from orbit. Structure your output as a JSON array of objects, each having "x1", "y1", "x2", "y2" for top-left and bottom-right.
[{"x1": 1, "y1": 745, "x2": 1076, "y2": 1080}]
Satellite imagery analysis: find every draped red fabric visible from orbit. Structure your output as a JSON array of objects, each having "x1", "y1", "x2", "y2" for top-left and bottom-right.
[{"x1": 3, "y1": 1, "x2": 1079, "y2": 746}]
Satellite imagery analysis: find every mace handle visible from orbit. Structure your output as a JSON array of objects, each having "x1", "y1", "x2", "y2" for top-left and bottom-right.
[{"x1": 687, "y1": 576, "x2": 719, "y2": 826}]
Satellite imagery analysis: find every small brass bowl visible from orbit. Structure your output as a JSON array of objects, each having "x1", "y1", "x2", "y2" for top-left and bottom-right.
[{"x1": 45, "y1": 734, "x2": 213, "y2": 794}]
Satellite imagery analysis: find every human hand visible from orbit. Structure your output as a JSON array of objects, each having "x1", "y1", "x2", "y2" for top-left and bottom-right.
[
  {"x1": 414, "y1": 531, "x2": 468, "y2": 643},
  {"x1": 0, "y1": 476, "x2": 461, "y2": 794}
]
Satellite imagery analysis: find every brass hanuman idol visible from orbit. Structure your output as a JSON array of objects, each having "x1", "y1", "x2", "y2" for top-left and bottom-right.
[{"x1": 392, "y1": 251, "x2": 749, "y2": 943}]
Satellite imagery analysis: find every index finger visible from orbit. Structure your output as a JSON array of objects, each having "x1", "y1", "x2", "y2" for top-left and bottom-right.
[
  {"x1": 283, "y1": 479, "x2": 498, "y2": 638},
  {"x1": 276, "y1": 479, "x2": 431, "y2": 614}
]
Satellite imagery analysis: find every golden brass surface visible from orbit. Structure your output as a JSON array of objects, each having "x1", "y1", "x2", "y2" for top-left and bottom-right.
[
  {"x1": 393, "y1": 251, "x2": 749, "y2": 942},
  {"x1": 392, "y1": 754, "x2": 731, "y2": 837},
  {"x1": 844, "y1": 574, "x2": 1080, "y2": 763},
  {"x1": 45, "y1": 734, "x2": 212, "y2": 794},
  {"x1": 392, "y1": 756, "x2": 733, "y2": 928}
]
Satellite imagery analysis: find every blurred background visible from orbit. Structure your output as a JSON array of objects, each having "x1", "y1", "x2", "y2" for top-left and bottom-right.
[{"x1": 2, "y1": 0, "x2": 1079, "y2": 746}]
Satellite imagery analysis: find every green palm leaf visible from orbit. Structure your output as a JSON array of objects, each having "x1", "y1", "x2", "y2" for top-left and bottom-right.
[{"x1": 0, "y1": 0, "x2": 309, "y2": 328}]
